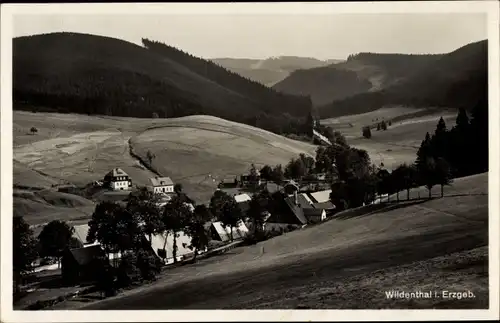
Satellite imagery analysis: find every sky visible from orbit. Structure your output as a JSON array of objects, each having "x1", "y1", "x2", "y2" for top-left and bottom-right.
[{"x1": 13, "y1": 13, "x2": 487, "y2": 60}]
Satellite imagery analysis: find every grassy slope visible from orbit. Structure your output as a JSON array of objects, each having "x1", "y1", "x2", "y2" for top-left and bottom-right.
[
  {"x1": 14, "y1": 189, "x2": 95, "y2": 229},
  {"x1": 79, "y1": 173, "x2": 488, "y2": 309},
  {"x1": 130, "y1": 115, "x2": 317, "y2": 203},
  {"x1": 14, "y1": 111, "x2": 316, "y2": 207},
  {"x1": 322, "y1": 107, "x2": 457, "y2": 169}
]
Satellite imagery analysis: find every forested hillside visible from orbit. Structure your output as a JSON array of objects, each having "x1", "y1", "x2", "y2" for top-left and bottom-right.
[
  {"x1": 273, "y1": 52, "x2": 442, "y2": 105},
  {"x1": 317, "y1": 40, "x2": 487, "y2": 118},
  {"x1": 212, "y1": 56, "x2": 343, "y2": 86},
  {"x1": 273, "y1": 67, "x2": 372, "y2": 106},
  {"x1": 13, "y1": 32, "x2": 313, "y2": 136}
]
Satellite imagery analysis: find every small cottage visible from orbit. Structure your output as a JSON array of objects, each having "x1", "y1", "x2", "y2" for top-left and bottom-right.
[
  {"x1": 149, "y1": 176, "x2": 174, "y2": 194},
  {"x1": 209, "y1": 221, "x2": 249, "y2": 242},
  {"x1": 61, "y1": 245, "x2": 109, "y2": 285},
  {"x1": 146, "y1": 231, "x2": 206, "y2": 264},
  {"x1": 303, "y1": 208, "x2": 327, "y2": 223},
  {"x1": 264, "y1": 192, "x2": 308, "y2": 233}
]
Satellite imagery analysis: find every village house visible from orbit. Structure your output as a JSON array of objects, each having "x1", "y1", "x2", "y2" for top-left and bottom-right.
[
  {"x1": 61, "y1": 245, "x2": 109, "y2": 285},
  {"x1": 295, "y1": 191, "x2": 335, "y2": 220},
  {"x1": 148, "y1": 176, "x2": 175, "y2": 194},
  {"x1": 234, "y1": 193, "x2": 251, "y2": 214},
  {"x1": 218, "y1": 176, "x2": 239, "y2": 189},
  {"x1": 103, "y1": 168, "x2": 132, "y2": 191},
  {"x1": 303, "y1": 208, "x2": 327, "y2": 223},
  {"x1": 146, "y1": 230, "x2": 206, "y2": 265},
  {"x1": 208, "y1": 221, "x2": 250, "y2": 242},
  {"x1": 238, "y1": 170, "x2": 262, "y2": 187},
  {"x1": 262, "y1": 182, "x2": 308, "y2": 233}
]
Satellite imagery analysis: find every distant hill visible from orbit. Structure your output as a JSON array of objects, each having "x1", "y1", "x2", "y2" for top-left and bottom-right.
[
  {"x1": 13, "y1": 32, "x2": 313, "y2": 137},
  {"x1": 317, "y1": 40, "x2": 488, "y2": 118},
  {"x1": 273, "y1": 66, "x2": 373, "y2": 106},
  {"x1": 212, "y1": 56, "x2": 344, "y2": 86},
  {"x1": 273, "y1": 52, "x2": 442, "y2": 106}
]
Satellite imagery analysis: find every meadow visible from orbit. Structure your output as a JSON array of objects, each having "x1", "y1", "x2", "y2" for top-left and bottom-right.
[
  {"x1": 322, "y1": 107, "x2": 458, "y2": 169},
  {"x1": 13, "y1": 111, "x2": 316, "y2": 226}
]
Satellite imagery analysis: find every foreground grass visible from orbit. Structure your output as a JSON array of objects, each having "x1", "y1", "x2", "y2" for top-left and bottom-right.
[{"x1": 245, "y1": 246, "x2": 488, "y2": 309}]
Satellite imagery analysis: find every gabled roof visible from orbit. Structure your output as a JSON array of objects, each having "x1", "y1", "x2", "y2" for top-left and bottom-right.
[
  {"x1": 106, "y1": 168, "x2": 129, "y2": 178},
  {"x1": 267, "y1": 194, "x2": 307, "y2": 225},
  {"x1": 296, "y1": 193, "x2": 314, "y2": 209},
  {"x1": 149, "y1": 176, "x2": 174, "y2": 187},
  {"x1": 234, "y1": 193, "x2": 251, "y2": 203},
  {"x1": 312, "y1": 201, "x2": 336, "y2": 210},
  {"x1": 211, "y1": 221, "x2": 249, "y2": 242},
  {"x1": 72, "y1": 224, "x2": 93, "y2": 245},
  {"x1": 303, "y1": 208, "x2": 325, "y2": 218},
  {"x1": 66, "y1": 245, "x2": 106, "y2": 266},
  {"x1": 284, "y1": 180, "x2": 300, "y2": 188},
  {"x1": 147, "y1": 230, "x2": 194, "y2": 260},
  {"x1": 309, "y1": 190, "x2": 332, "y2": 203}
]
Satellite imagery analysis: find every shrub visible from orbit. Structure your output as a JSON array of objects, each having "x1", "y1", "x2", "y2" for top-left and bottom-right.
[
  {"x1": 116, "y1": 254, "x2": 141, "y2": 287},
  {"x1": 362, "y1": 126, "x2": 372, "y2": 139}
]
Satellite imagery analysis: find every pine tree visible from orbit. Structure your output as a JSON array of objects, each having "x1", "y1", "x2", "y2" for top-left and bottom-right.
[
  {"x1": 455, "y1": 108, "x2": 470, "y2": 131},
  {"x1": 305, "y1": 110, "x2": 314, "y2": 138},
  {"x1": 415, "y1": 132, "x2": 432, "y2": 171},
  {"x1": 431, "y1": 117, "x2": 448, "y2": 159},
  {"x1": 470, "y1": 97, "x2": 488, "y2": 173}
]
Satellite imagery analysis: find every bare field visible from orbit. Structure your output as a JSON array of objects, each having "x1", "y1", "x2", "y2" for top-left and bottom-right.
[
  {"x1": 14, "y1": 112, "x2": 316, "y2": 206},
  {"x1": 128, "y1": 116, "x2": 317, "y2": 203},
  {"x1": 77, "y1": 173, "x2": 488, "y2": 310},
  {"x1": 322, "y1": 108, "x2": 457, "y2": 169}
]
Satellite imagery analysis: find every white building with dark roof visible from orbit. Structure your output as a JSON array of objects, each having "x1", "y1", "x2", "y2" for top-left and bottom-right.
[
  {"x1": 104, "y1": 168, "x2": 131, "y2": 191},
  {"x1": 149, "y1": 176, "x2": 175, "y2": 194}
]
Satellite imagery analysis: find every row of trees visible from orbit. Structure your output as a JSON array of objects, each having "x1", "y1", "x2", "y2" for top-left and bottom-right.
[{"x1": 362, "y1": 120, "x2": 391, "y2": 138}]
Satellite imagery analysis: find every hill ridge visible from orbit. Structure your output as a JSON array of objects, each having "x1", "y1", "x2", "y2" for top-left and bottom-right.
[{"x1": 13, "y1": 32, "x2": 312, "y2": 137}]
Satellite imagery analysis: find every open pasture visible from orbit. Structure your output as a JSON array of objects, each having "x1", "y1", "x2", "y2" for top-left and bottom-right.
[
  {"x1": 13, "y1": 112, "x2": 316, "y2": 206},
  {"x1": 129, "y1": 115, "x2": 317, "y2": 203},
  {"x1": 323, "y1": 108, "x2": 457, "y2": 169}
]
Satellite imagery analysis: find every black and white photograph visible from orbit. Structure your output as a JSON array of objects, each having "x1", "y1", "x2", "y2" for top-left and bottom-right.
[{"x1": 1, "y1": 1, "x2": 499, "y2": 322}]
